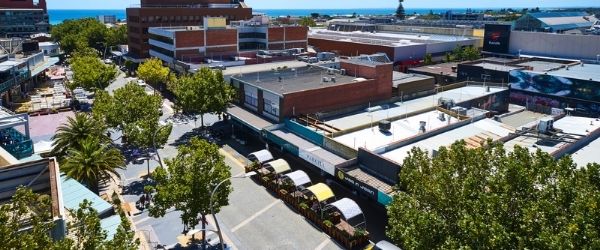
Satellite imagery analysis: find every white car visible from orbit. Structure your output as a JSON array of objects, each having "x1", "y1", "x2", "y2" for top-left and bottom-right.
[
  {"x1": 103, "y1": 59, "x2": 113, "y2": 64},
  {"x1": 137, "y1": 79, "x2": 147, "y2": 86}
]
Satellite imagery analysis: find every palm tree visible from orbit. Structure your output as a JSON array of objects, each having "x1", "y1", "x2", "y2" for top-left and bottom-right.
[
  {"x1": 51, "y1": 113, "x2": 109, "y2": 159},
  {"x1": 62, "y1": 137, "x2": 125, "y2": 193}
]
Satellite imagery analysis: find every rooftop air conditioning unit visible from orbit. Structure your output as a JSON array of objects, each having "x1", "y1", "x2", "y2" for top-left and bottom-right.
[
  {"x1": 438, "y1": 112, "x2": 446, "y2": 121},
  {"x1": 537, "y1": 117, "x2": 554, "y2": 134},
  {"x1": 379, "y1": 120, "x2": 391, "y2": 132},
  {"x1": 419, "y1": 121, "x2": 427, "y2": 133},
  {"x1": 322, "y1": 77, "x2": 329, "y2": 82},
  {"x1": 451, "y1": 106, "x2": 468, "y2": 116}
]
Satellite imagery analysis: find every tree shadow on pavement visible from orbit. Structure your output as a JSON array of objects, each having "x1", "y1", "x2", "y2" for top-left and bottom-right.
[{"x1": 122, "y1": 178, "x2": 156, "y2": 196}]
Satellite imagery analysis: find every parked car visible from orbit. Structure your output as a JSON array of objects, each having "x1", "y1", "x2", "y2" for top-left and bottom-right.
[
  {"x1": 307, "y1": 57, "x2": 319, "y2": 63},
  {"x1": 137, "y1": 79, "x2": 146, "y2": 87}
]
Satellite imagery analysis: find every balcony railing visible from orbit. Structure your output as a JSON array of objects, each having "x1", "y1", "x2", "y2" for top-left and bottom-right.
[
  {"x1": 0, "y1": 128, "x2": 33, "y2": 159},
  {"x1": 0, "y1": 70, "x2": 30, "y2": 93}
]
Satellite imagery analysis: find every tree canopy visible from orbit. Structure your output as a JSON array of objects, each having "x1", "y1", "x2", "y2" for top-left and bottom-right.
[
  {"x1": 70, "y1": 54, "x2": 117, "y2": 91},
  {"x1": 396, "y1": 0, "x2": 406, "y2": 20},
  {"x1": 93, "y1": 83, "x2": 172, "y2": 149},
  {"x1": 61, "y1": 137, "x2": 125, "y2": 193},
  {"x1": 136, "y1": 58, "x2": 171, "y2": 90},
  {"x1": 0, "y1": 187, "x2": 138, "y2": 250},
  {"x1": 387, "y1": 141, "x2": 600, "y2": 249},
  {"x1": 171, "y1": 67, "x2": 234, "y2": 126},
  {"x1": 299, "y1": 17, "x2": 317, "y2": 27},
  {"x1": 52, "y1": 18, "x2": 127, "y2": 56},
  {"x1": 51, "y1": 113, "x2": 110, "y2": 160},
  {"x1": 148, "y1": 138, "x2": 232, "y2": 243}
]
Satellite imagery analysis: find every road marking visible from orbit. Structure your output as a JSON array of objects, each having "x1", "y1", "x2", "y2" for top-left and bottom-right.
[
  {"x1": 231, "y1": 200, "x2": 279, "y2": 233},
  {"x1": 314, "y1": 238, "x2": 331, "y2": 250}
]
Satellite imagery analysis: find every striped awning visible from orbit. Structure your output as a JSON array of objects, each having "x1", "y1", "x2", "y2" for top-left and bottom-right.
[
  {"x1": 248, "y1": 149, "x2": 273, "y2": 164},
  {"x1": 264, "y1": 159, "x2": 291, "y2": 174},
  {"x1": 306, "y1": 183, "x2": 335, "y2": 202},
  {"x1": 283, "y1": 170, "x2": 311, "y2": 187}
]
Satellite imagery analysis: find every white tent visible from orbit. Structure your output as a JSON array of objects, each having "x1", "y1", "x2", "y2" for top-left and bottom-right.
[
  {"x1": 328, "y1": 198, "x2": 363, "y2": 221},
  {"x1": 283, "y1": 170, "x2": 311, "y2": 188},
  {"x1": 247, "y1": 149, "x2": 273, "y2": 164}
]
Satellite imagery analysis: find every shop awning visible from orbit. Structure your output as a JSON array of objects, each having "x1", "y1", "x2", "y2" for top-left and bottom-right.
[
  {"x1": 264, "y1": 159, "x2": 291, "y2": 174},
  {"x1": 283, "y1": 170, "x2": 311, "y2": 187},
  {"x1": 248, "y1": 149, "x2": 273, "y2": 164},
  {"x1": 306, "y1": 183, "x2": 335, "y2": 202},
  {"x1": 328, "y1": 198, "x2": 363, "y2": 221}
]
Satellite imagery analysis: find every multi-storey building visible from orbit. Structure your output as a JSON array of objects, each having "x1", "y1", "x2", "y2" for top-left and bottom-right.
[
  {"x1": 148, "y1": 15, "x2": 308, "y2": 66},
  {"x1": 0, "y1": 0, "x2": 49, "y2": 38},
  {"x1": 126, "y1": 0, "x2": 253, "y2": 60}
]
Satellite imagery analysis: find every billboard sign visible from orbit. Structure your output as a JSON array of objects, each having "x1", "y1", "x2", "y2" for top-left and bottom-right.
[{"x1": 483, "y1": 24, "x2": 511, "y2": 54}]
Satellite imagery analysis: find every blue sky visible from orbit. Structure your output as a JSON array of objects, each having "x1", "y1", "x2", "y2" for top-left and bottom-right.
[{"x1": 46, "y1": 0, "x2": 600, "y2": 10}]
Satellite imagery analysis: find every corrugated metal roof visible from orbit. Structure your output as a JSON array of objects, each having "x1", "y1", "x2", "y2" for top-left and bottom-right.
[
  {"x1": 60, "y1": 175, "x2": 113, "y2": 216},
  {"x1": 528, "y1": 12, "x2": 597, "y2": 31},
  {"x1": 100, "y1": 215, "x2": 121, "y2": 240}
]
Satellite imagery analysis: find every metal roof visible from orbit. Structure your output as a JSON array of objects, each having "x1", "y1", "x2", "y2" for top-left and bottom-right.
[
  {"x1": 570, "y1": 136, "x2": 600, "y2": 169},
  {"x1": 527, "y1": 12, "x2": 598, "y2": 31},
  {"x1": 60, "y1": 175, "x2": 113, "y2": 216}
]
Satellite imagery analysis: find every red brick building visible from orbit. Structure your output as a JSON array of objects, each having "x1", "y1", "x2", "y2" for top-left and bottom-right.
[
  {"x1": 148, "y1": 16, "x2": 308, "y2": 65},
  {"x1": 126, "y1": 0, "x2": 252, "y2": 60},
  {"x1": 230, "y1": 56, "x2": 393, "y2": 122}
]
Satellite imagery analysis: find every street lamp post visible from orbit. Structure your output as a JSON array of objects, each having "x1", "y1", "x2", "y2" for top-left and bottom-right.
[{"x1": 209, "y1": 172, "x2": 257, "y2": 250}]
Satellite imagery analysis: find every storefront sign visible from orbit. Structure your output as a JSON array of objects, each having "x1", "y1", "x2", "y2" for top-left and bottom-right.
[
  {"x1": 335, "y1": 168, "x2": 378, "y2": 201},
  {"x1": 299, "y1": 147, "x2": 335, "y2": 175}
]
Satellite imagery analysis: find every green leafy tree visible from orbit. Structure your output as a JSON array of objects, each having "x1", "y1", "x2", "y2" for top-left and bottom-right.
[
  {"x1": 172, "y1": 67, "x2": 234, "y2": 127},
  {"x1": 51, "y1": 113, "x2": 109, "y2": 160},
  {"x1": 387, "y1": 141, "x2": 600, "y2": 249},
  {"x1": 106, "y1": 25, "x2": 128, "y2": 47},
  {"x1": 93, "y1": 83, "x2": 171, "y2": 149},
  {"x1": 71, "y1": 54, "x2": 117, "y2": 91},
  {"x1": 62, "y1": 137, "x2": 125, "y2": 192},
  {"x1": 462, "y1": 46, "x2": 481, "y2": 61},
  {"x1": 299, "y1": 17, "x2": 317, "y2": 27},
  {"x1": 0, "y1": 187, "x2": 139, "y2": 249},
  {"x1": 137, "y1": 58, "x2": 170, "y2": 90},
  {"x1": 444, "y1": 52, "x2": 452, "y2": 63},
  {"x1": 396, "y1": 0, "x2": 406, "y2": 20},
  {"x1": 423, "y1": 53, "x2": 433, "y2": 65},
  {"x1": 148, "y1": 138, "x2": 232, "y2": 246},
  {"x1": 0, "y1": 187, "x2": 56, "y2": 249},
  {"x1": 52, "y1": 18, "x2": 109, "y2": 55}
]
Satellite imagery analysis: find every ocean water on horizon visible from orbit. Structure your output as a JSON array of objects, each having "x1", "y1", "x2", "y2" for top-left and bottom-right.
[{"x1": 48, "y1": 8, "x2": 490, "y2": 25}]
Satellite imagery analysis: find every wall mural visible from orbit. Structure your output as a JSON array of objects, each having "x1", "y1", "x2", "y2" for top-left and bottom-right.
[{"x1": 509, "y1": 70, "x2": 600, "y2": 101}]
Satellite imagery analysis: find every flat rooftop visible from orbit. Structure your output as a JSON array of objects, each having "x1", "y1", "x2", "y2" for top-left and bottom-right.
[
  {"x1": 497, "y1": 109, "x2": 549, "y2": 128},
  {"x1": 542, "y1": 63, "x2": 600, "y2": 82},
  {"x1": 232, "y1": 66, "x2": 365, "y2": 95},
  {"x1": 392, "y1": 72, "x2": 433, "y2": 87},
  {"x1": 472, "y1": 62, "x2": 521, "y2": 72},
  {"x1": 334, "y1": 109, "x2": 462, "y2": 151},
  {"x1": 516, "y1": 60, "x2": 568, "y2": 72},
  {"x1": 570, "y1": 137, "x2": 600, "y2": 169},
  {"x1": 504, "y1": 116, "x2": 600, "y2": 155},
  {"x1": 346, "y1": 167, "x2": 394, "y2": 194},
  {"x1": 381, "y1": 118, "x2": 515, "y2": 165},
  {"x1": 409, "y1": 62, "x2": 458, "y2": 77},
  {"x1": 324, "y1": 85, "x2": 507, "y2": 131},
  {"x1": 309, "y1": 30, "x2": 476, "y2": 47}
]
